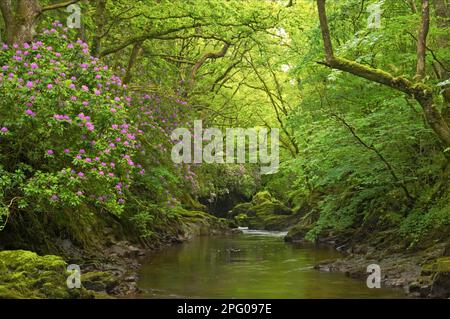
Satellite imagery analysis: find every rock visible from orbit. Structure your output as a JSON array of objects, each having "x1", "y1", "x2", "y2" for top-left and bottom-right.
[
  {"x1": 82, "y1": 271, "x2": 119, "y2": 293},
  {"x1": 81, "y1": 271, "x2": 119, "y2": 292},
  {"x1": 284, "y1": 225, "x2": 312, "y2": 243},
  {"x1": 421, "y1": 257, "x2": 450, "y2": 298},
  {"x1": 0, "y1": 250, "x2": 93, "y2": 299},
  {"x1": 230, "y1": 191, "x2": 297, "y2": 231},
  {"x1": 229, "y1": 202, "x2": 254, "y2": 218}
]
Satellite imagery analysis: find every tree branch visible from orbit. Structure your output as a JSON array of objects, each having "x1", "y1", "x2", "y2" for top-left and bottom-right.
[
  {"x1": 41, "y1": 0, "x2": 81, "y2": 12},
  {"x1": 100, "y1": 23, "x2": 204, "y2": 56},
  {"x1": 316, "y1": 0, "x2": 450, "y2": 147},
  {"x1": 190, "y1": 42, "x2": 230, "y2": 81}
]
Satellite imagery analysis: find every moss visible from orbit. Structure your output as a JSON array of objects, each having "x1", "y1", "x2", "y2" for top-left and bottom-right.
[
  {"x1": 178, "y1": 210, "x2": 230, "y2": 238},
  {"x1": 421, "y1": 257, "x2": 450, "y2": 275},
  {"x1": 229, "y1": 191, "x2": 296, "y2": 231},
  {"x1": 284, "y1": 224, "x2": 313, "y2": 242},
  {"x1": 257, "y1": 215, "x2": 296, "y2": 231},
  {"x1": 229, "y1": 202, "x2": 254, "y2": 218},
  {"x1": 82, "y1": 271, "x2": 119, "y2": 292},
  {"x1": 181, "y1": 193, "x2": 208, "y2": 212},
  {"x1": 414, "y1": 257, "x2": 450, "y2": 298},
  {"x1": 253, "y1": 201, "x2": 292, "y2": 216},
  {"x1": 251, "y1": 191, "x2": 273, "y2": 205},
  {"x1": 0, "y1": 250, "x2": 93, "y2": 299},
  {"x1": 234, "y1": 213, "x2": 249, "y2": 227}
]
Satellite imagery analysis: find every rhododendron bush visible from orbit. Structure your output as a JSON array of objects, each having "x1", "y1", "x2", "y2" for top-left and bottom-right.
[
  {"x1": 0, "y1": 25, "x2": 147, "y2": 217},
  {"x1": 0, "y1": 24, "x2": 256, "y2": 235}
]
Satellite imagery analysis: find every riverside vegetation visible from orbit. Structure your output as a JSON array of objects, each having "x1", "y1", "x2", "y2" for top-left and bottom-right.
[{"x1": 0, "y1": 0, "x2": 449, "y2": 299}]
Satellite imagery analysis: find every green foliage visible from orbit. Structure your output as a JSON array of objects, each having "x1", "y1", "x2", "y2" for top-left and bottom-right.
[{"x1": 0, "y1": 0, "x2": 449, "y2": 250}]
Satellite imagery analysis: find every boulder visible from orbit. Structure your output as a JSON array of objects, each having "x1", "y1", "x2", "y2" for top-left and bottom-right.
[
  {"x1": 230, "y1": 191, "x2": 297, "y2": 231},
  {"x1": 0, "y1": 250, "x2": 93, "y2": 299}
]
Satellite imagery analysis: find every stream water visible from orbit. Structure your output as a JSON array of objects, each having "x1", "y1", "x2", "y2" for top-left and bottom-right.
[{"x1": 137, "y1": 229, "x2": 406, "y2": 298}]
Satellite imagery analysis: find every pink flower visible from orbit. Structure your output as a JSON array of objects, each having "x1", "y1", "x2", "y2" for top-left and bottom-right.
[
  {"x1": 47, "y1": 84, "x2": 53, "y2": 89},
  {"x1": 25, "y1": 109, "x2": 36, "y2": 117},
  {"x1": 47, "y1": 150, "x2": 54, "y2": 155},
  {"x1": 0, "y1": 127, "x2": 8, "y2": 133},
  {"x1": 26, "y1": 81, "x2": 33, "y2": 88}
]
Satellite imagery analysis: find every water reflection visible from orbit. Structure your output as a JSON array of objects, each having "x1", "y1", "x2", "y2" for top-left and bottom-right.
[{"x1": 137, "y1": 232, "x2": 406, "y2": 299}]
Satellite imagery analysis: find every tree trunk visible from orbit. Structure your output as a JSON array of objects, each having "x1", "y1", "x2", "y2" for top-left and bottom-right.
[
  {"x1": 91, "y1": 0, "x2": 107, "y2": 56},
  {"x1": 0, "y1": 0, "x2": 41, "y2": 45},
  {"x1": 415, "y1": 0, "x2": 429, "y2": 80},
  {"x1": 124, "y1": 41, "x2": 143, "y2": 84},
  {"x1": 1, "y1": 0, "x2": 81, "y2": 45}
]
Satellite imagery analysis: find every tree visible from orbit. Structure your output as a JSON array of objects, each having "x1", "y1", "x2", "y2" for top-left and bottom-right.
[
  {"x1": 316, "y1": 0, "x2": 450, "y2": 148},
  {"x1": 0, "y1": 0, "x2": 80, "y2": 45}
]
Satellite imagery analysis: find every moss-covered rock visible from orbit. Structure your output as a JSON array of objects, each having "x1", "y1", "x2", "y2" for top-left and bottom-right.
[
  {"x1": 0, "y1": 250, "x2": 93, "y2": 299},
  {"x1": 177, "y1": 210, "x2": 231, "y2": 240},
  {"x1": 251, "y1": 191, "x2": 273, "y2": 205},
  {"x1": 229, "y1": 202, "x2": 255, "y2": 218},
  {"x1": 181, "y1": 193, "x2": 208, "y2": 212},
  {"x1": 284, "y1": 224, "x2": 313, "y2": 243},
  {"x1": 81, "y1": 271, "x2": 119, "y2": 292},
  {"x1": 410, "y1": 257, "x2": 450, "y2": 298},
  {"x1": 230, "y1": 191, "x2": 297, "y2": 230}
]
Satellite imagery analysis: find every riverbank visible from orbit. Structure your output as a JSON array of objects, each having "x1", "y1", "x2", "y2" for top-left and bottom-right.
[
  {"x1": 285, "y1": 230, "x2": 450, "y2": 298},
  {"x1": 0, "y1": 210, "x2": 232, "y2": 298},
  {"x1": 228, "y1": 191, "x2": 449, "y2": 299}
]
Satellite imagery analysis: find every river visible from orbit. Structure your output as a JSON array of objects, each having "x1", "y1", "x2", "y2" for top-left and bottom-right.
[{"x1": 137, "y1": 229, "x2": 406, "y2": 298}]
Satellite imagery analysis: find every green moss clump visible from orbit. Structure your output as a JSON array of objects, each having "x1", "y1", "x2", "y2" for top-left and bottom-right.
[
  {"x1": 235, "y1": 213, "x2": 249, "y2": 227},
  {"x1": 0, "y1": 250, "x2": 93, "y2": 299},
  {"x1": 229, "y1": 202, "x2": 255, "y2": 218},
  {"x1": 82, "y1": 271, "x2": 119, "y2": 292},
  {"x1": 230, "y1": 191, "x2": 296, "y2": 230},
  {"x1": 251, "y1": 191, "x2": 273, "y2": 205}
]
